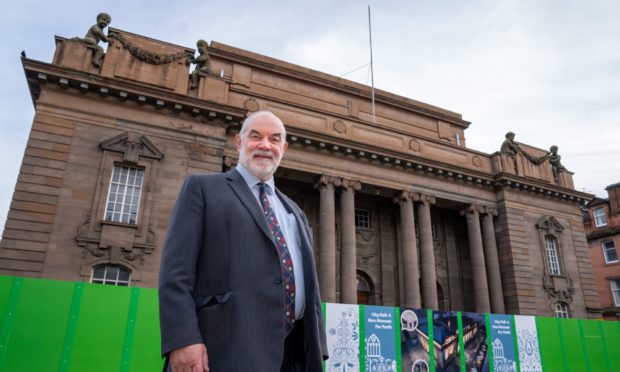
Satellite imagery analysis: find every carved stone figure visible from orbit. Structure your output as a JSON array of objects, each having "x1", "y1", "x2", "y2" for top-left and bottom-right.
[
  {"x1": 72, "y1": 13, "x2": 111, "y2": 67},
  {"x1": 547, "y1": 145, "x2": 567, "y2": 182},
  {"x1": 500, "y1": 132, "x2": 520, "y2": 156},
  {"x1": 189, "y1": 39, "x2": 211, "y2": 88}
]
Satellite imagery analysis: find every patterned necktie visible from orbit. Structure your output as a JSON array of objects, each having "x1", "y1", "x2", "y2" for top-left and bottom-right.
[{"x1": 258, "y1": 182, "x2": 296, "y2": 334}]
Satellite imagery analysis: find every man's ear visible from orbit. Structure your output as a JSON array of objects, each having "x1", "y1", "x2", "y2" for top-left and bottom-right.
[
  {"x1": 282, "y1": 142, "x2": 288, "y2": 154},
  {"x1": 235, "y1": 134, "x2": 241, "y2": 151}
]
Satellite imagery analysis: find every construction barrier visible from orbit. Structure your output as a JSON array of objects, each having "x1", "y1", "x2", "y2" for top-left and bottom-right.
[{"x1": 1, "y1": 276, "x2": 619, "y2": 371}]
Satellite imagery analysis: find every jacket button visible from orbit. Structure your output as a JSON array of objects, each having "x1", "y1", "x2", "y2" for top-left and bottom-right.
[{"x1": 275, "y1": 277, "x2": 282, "y2": 285}]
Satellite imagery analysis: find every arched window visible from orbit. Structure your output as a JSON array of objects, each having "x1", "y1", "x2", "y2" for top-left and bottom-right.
[
  {"x1": 91, "y1": 265, "x2": 131, "y2": 286},
  {"x1": 554, "y1": 302, "x2": 570, "y2": 318},
  {"x1": 356, "y1": 271, "x2": 374, "y2": 305}
]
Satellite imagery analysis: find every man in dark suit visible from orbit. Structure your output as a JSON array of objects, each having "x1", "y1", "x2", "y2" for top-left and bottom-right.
[{"x1": 159, "y1": 111, "x2": 327, "y2": 371}]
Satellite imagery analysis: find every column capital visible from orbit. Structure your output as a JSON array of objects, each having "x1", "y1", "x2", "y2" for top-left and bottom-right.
[
  {"x1": 314, "y1": 174, "x2": 341, "y2": 189},
  {"x1": 393, "y1": 190, "x2": 417, "y2": 203},
  {"x1": 481, "y1": 206, "x2": 498, "y2": 216},
  {"x1": 418, "y1": 193, "x2": 436, "y2": 205},
  {"x1": 460, "y1": 204, "x2": 484, "y2": 216},
  {"x1": 340, "y1": 178, "x2": 362, "y2": 191}
]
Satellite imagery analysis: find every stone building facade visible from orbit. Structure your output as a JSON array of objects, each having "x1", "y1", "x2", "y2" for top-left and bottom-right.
[
  {"x1": 583, "y1": 182, "x2": 620, "y2": 320},
  {"x1": 0, "y1": 27, "x2": 599, "y2": 318}
]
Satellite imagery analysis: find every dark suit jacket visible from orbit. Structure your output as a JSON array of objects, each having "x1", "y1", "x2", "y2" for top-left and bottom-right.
[{"x1": 159, "y1": 169, "x2": 327, "y2": 371}]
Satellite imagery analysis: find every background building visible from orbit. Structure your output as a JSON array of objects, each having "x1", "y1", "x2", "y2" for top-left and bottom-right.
[
  {"x1": 0, "y1": 26, "x2": 598, "y2": 318},
  {"x1": 583, "y1": 182, "x2": 620, "y2": 320}
]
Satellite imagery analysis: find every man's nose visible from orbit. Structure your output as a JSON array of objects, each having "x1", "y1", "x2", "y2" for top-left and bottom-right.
[{"x1": 257, "y1": 138, "x2": 271, "y2": 149}]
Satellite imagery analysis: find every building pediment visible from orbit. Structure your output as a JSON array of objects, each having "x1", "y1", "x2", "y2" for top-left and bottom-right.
[
  {"x1": 536, "y1": 216, "x2": 564, "y2": 233},
  {"x1": 100, "y1": 132, "x2": 164, "y2": 163}
]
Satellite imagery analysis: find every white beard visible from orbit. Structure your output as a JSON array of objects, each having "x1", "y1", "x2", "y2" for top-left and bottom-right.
[{"x1": 240, "y1": 150, "x2": 280, "y2": 180}]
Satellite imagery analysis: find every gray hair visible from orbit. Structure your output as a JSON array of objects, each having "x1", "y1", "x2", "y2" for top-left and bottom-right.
[{"x1": 239, "y1": 110, "x2": 286, "y2": 138}]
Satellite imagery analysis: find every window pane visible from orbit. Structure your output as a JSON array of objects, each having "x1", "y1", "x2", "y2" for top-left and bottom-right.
[
  {"x1": 92, "y1": 266, "x2": 105, "y2": 279},
  {"x1": 91, "y1": 265, "x2": 131, "y2": 286},
  {"x1": 105, "y1": 266, "x2": 119, "y2": 280},
  {"x1": 555, "y1": 302, "x2": 569, "y2": 318},
  {"x1": 104, "y1": 165, "x2": 144, "y2": 224},
  {"x1": 603, "y1": 241, "x2": 618, "y2": 263},
  {"x1": 355, "y1": 209, "x2": 370, "y2": 229},
  {"x1": 545, "y1": 236, "x2": 561, "y2": 275},
  {"x1": 118, "y1": 269, "x2": 130, "y2": 282},
  {"x1": 594, "y1": 208, "x2": 607, "y2": 227},
  {"x1": 612, "y1": 280, "x2": 620, "y2": 306}
]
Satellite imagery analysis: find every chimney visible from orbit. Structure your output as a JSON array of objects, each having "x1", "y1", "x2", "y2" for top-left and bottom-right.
[{"x1": 606, "y1": 182, "x2": 620, "y2": 215}]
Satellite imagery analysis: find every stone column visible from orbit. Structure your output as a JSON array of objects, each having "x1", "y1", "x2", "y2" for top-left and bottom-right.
[
  {"x1": 481, "y1": 207, "x2": 505, "y2": 313},
  {"x1": 394, "y1": 191, "x2": 421, "y2": 308},
  {"x1": 461, "y1": 205, "x2": 491, "y2": 313},
  {"x1": 418, "y1": 194, "x2": 438, "y2": 310},
  {"x1": 314, "y1": 175, "x2": 340, "y2": 303},
  {"x1": 339, "y1": 178, "x2": 361, "y2": 304}
]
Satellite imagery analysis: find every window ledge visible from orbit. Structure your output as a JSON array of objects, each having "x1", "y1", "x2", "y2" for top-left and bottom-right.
[{"x1": 100, "y1": 220, "x2": 139, "y2": 229}]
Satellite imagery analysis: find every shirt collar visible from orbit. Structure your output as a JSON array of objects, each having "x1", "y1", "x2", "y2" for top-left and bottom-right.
[{"x1": 236, "y1": 163, "x2": 276, "y2": 194}]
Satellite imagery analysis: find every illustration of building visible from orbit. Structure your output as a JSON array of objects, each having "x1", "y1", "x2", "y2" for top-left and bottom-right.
[
  {"x1": 583, "y1": 182, "x2": 620, "y2": 320},
  {"x1": 0, "y1": 17, "x2": 599, "y2": 318},
  {"x1": 492, "y1": 339, "x2": 517, "y2": 372},
  {"x1": 366, "y1": 334, "x2": 396, "y2": 372}
]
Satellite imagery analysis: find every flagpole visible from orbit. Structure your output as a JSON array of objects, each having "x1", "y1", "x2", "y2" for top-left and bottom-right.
[{"x1": 368, "y1": 5, "x2": 376, "y2": 125}]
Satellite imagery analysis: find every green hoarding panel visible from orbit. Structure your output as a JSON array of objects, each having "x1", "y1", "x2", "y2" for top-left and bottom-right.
[
  {"x1": 3, "y1": 276, "x2": 620, "y2": 372},
  {"x1": 128, "y1": 288, "x2": 164, "y2": 372},
  {"x1": 600, "y1": 321, "x2": 620, "y2": 370},
  {"x1": 559, "y1": 318, "x2": 588, "y2": 372},
  {"x1": 0, "y1": 276, "x2": 20, "y2": 368},
  {"x1": 69, "y1": 283, "x2": 132, "y2": 372},
  {"x1": 359, "y1": 304, "x2": 365, "y2": 372},
  {"x1": 0, "y1": 276, "x2": 14, "y2": 323},
  {"x1": 580, "y1": 319, "x2": 609, "y2": 372},
  {"x1": 536, "y1": 317, "x2": 564, "y2": 371},
  {"x1": 2, "y1": 278, "x2": 75, "y2": 372}
]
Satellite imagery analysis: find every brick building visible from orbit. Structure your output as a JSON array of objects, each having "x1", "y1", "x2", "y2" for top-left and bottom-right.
[
  {"x1": 583, "y1": 182, "x2": 620, "y2": 320},
  {"x1": 0, "y1": 25, "x2": 599, "y2": 318}
]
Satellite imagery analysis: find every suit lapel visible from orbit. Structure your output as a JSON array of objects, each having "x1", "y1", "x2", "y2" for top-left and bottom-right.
[{"x1": 226, "y1": 170, "x2": 276, "y2": 246}]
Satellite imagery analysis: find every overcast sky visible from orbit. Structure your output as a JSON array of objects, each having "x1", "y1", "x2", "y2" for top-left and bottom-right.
[{"x1": 1, "y1": 0, "x2": 619, "y2": 232}]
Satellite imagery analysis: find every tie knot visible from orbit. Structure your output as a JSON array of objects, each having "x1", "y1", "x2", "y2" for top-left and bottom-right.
[{"x1": 258, "y1": 182, "x2": 267, "y2": 195}]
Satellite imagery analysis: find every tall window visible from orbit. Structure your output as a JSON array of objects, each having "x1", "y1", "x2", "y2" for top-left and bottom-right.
[
  {"x1": 554, "y1": 302, "x2": 570, "y2": 318},
  {"x1": 91, "y1": 265, "x2": 131, "y2": 286},
  {"x1": 355, "y1": 209, "x2": 370, "y2": 229},
  {"x1": 593, "y1": 208, "x2": 607, "y2": 227},
  {"x1": 603, "y1": 241, "x2": 619, "y2": 264},
  {"x1": 611, "y1": 279, "x2": 620, "y2": 306},
  {"x1": 545, "y1": 236, "x2": 561, "y2": 275},
  {"x1": 104, "y1": 165, "x2": 144, "y2": 224}
]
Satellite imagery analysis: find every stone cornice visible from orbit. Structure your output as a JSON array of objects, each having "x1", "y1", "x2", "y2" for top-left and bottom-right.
[
  {"x1": 22, "y1": 58, "x2": 246, "y2": 126},
  {"x1": 493, "y1": 173, "x2": 592, "y2": 204},
  {"x1": 285, "y1": 132, "x2": 588, "y2": 205}
]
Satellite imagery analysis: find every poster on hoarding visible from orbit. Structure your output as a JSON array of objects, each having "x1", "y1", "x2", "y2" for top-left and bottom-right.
[
  {"x1": 514, "y1": 315, "x2": 542, "y2": 372},
  {"x1": 400, "y1": 308, "x2": 431, "y2": 372},
  {"x1": 325, "y1": 303, "x2": 360, "y2": 372},
  {"x1": 489, "y1": 314, "x2": 517, "y2": 372},
  {"x1": 433, "y1": 310, "x2": 460, "y2": 372},
  {"x1": 461, "y1": 312, "x2": 490, "y2": 372},
  {"x1": 364, "y1": 305, "x2": 397, "y2": 372}
]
